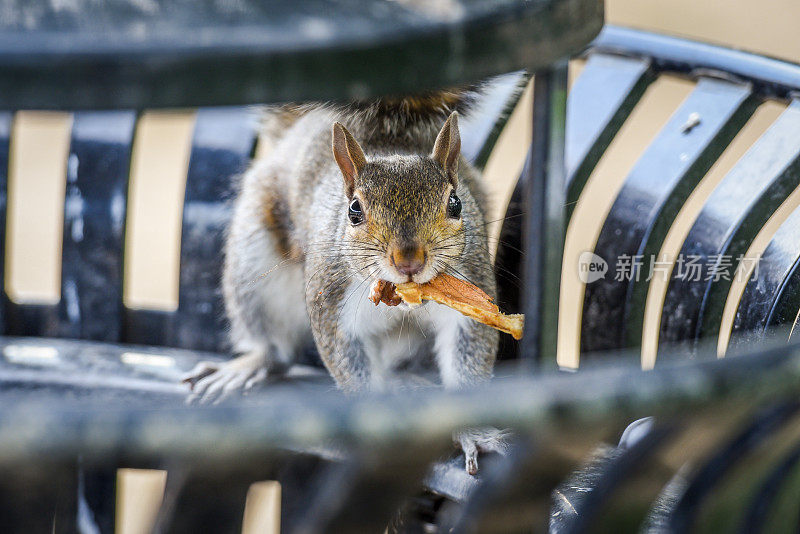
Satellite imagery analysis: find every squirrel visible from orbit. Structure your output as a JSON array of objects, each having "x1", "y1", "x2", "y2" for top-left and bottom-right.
[{"x1": 183, "y1": 87, "x2": 507, "y2": 474}]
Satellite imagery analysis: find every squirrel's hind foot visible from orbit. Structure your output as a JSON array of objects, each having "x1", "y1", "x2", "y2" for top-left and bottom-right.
[
  {"x1": 454, "y1": 427, "x2": 511, "y2": 475},
  {"x1": 182, "y1": 350, "x2": 278, "y2": 405}
]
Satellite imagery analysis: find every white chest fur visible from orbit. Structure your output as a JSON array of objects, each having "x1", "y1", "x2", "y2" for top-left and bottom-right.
[{"x1": 338, "y1": 279, "x2": 471, "y2": 388}]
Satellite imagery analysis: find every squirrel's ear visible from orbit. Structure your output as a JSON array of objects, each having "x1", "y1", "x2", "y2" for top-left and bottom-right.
[
  {"x1": 431, "y1": 111, "x2": 460, "y2": 186},
  {"x1": 332, "y1": 122, "x2": 366, "y2": 197}
]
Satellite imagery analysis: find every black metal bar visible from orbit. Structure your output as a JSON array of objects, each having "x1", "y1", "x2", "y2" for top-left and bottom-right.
[
  {"x1": 172, "y1": 107, "x2": 258, "y2": 352},
  {"x1": 498, "y1": 55, "x2": 650, "y2": 361},
  {"x1": 56, "y1": 111, "x2": 136, "y2": 342},
  {"x1": 593, "y1": 25, "x2": 800, "y2": 100},
  {"x1": 461, "y1": 71, "x2": 529, "y2": 170},
  {"x1": 423, "y1": 456, "x2": 482, "y2": 503},
  {"x1": 763, "y1": 258, "x2": 800, "y2": 343},
  {"x1": 3, "y1": 340, "x2": 800, "y2": 466},
  {"x1": 6, "y1": 302, "x2": 57, "y2": 337},
  {"x1": 277, "y1": 454, "x2": 357, "y2": 534},
  {"x1": 157, "y1": 463, "x2": 255, "y2": 533},
  {"x1": 791, "y1": 313, "x2": 800, "y2": 343},
  {"x1": 565, "y1": 53, "x2": 653, "y2": 219},
  {"x1": 667, "y1": 401, "x2": 800, "y2": 532},
  {"x1": 0, "y1": 0, "x2": 603, "y2": 110},
  {"x1": 437, "y1": 440, "x2": 530, "y2": 532},
  {"x1": 78, "y1": 459, "x2": 116, "y2": 534},
  {"x1": 123, "y1": 308, "x2": 175, "y2": 348},
  {"x1": 0, "y1": 112, "x2": 11, "y2": 335},
  {"x1": 494, "y1": 157, "x2": 526, "y2": 362},
  {"x1": 738, "y1": 440, "x2": 800, "y2": 534},
  {"x1": 323, "y1": 454, "x2": 443, "y2": 533},
  {"x1": 521, "y1": 62, "x2": 568, "y2": 366},
  {"x1": 731, "y1": 207, "x2": 800, "y2": 349},
  {"x1": 659, "y1": 99, "x2": 800, "y2": 358},
  {"x1": 582, "y1": 77, "x2": 756, "y2": 355},
  {"x1": 556, "y1": 425, "x2": 673, "y2": 534},
  {"x1": 2, "y1": 338, "x2": 800, "y2": 533},
  {"x1": 0, "y1": 460, "x2": 78, "y2": 533}
]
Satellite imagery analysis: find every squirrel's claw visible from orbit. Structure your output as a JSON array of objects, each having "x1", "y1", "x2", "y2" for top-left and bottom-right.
[
  {"x1": 182, "y1": 362, "x2": 219, "y2": 389},
  {"x1": 183, "y1": 352, "x2": 271, "y2": 405},
  {"x1": 454, "y1": 427, "x2": 511, "y2": 476},
  {"x1": 185, "y1": 369, "x2": 227, "y2": 405},
  {"x1": 244, "y1": 367, "x2": 269, "y2": 390}
]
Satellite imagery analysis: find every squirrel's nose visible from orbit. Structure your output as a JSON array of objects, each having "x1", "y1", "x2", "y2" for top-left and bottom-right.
[{"x1": 391, "y1": 244, "x2": 426, "y2": 276}]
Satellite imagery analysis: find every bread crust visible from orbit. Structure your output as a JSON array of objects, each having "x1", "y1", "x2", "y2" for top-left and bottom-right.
[{"x1": 370, "y1": 274, "x2": 524, "y2": 340}]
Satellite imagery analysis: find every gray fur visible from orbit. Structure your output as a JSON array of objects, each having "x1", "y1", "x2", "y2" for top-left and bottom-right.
[{"x1": 185, "y1": 99, "x2": 499, "y2": 398}]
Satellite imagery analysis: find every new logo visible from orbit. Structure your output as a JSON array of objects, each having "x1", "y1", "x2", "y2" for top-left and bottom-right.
[{"x1": 578, "y1": 252, "x2": 608, "y2": 284}]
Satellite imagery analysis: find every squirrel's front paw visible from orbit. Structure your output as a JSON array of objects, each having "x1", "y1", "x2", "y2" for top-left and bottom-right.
[
  {"x1": 182, "y1": 351, "x2": 271, "y2": 405},
  {"x1": 454, "y1": 427, "x2": 511, "y2": 475}
]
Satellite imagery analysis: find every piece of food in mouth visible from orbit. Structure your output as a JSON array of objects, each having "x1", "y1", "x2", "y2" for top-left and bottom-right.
[
  {"x1": 369, "y1": 273, "x2": 524, "y2": 340},
  {"x1": 369, "y1": 279, "x2": 402, "y2": 306}
]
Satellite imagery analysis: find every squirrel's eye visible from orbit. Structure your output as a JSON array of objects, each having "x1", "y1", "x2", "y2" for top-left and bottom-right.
[
  {"x1": 447, "y1": 191, "x2": 462, "y2": 219},
  {"x1": 348, "y1": 198, "x2": 364, "y2": 225}
]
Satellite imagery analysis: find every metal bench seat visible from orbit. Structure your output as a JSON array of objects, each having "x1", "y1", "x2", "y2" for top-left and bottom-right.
[
  {"x1": 486, "y1": 25, "x2": 800, "y2": 532},
  {"x1": 3, "y1": 13, "x2": 800, "y2": 534},
  {"x1": 0, "y1": 72, "x2": 529, "y2": 531},
  {"x1": 497, "y1": 25, "x2": 800, "y2": 363},
  {"x1": 4, "y1": 336, "x2": 800, "y2": 532}
]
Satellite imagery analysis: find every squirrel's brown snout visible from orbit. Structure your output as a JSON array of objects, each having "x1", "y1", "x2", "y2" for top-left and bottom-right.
[{"x1": 390, "y1": 243, "x2": 426, "y2": 276}]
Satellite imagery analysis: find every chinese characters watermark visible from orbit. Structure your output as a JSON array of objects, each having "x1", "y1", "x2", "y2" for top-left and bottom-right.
[{"x1": 578, "y1": 252, "x2": 760, "y2": 284}]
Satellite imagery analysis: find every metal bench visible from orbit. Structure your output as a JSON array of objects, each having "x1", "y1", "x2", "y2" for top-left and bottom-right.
[
  {"x1": 3, "y1": 1, "x2": 800, "y2": 532},
  {"x1": 490, "y1": 25, "x2": 800, "y2": 532}
]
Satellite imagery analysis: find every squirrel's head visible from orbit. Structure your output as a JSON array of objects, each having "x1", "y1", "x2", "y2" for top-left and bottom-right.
[{"x1": 332, "y1": 112, "x2": 467, "y2": 285}]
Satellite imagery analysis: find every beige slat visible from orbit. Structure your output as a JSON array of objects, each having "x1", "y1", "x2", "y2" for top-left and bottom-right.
[
  {"x1": 6, "y1": 111, "x2": 72, "y2": 304},
  {"x1": 124, "y1": 111, "x2": 196, "y2": 311}
]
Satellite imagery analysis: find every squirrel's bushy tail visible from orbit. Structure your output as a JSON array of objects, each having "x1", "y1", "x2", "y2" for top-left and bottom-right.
[{"x1": 259, "y1": 76, "x2": 521, "y2": 145}]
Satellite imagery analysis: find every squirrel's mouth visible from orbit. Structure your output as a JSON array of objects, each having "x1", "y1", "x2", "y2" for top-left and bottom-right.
[
  {"x1": 369, "y1": 279, "x2": 428, "y2": 309},
  {"x1": 385, "y1": 244, "x2": 436, "y2": 285},
  {"x1": 377, "y1": 262, "x2": 437, "y2": 286},
  {"x1": 380, "y1": 253, "x2": 439, "y2": 285}
]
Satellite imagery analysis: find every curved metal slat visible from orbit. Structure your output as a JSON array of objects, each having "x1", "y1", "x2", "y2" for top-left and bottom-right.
[
  {"x1": 659, "y1": 99, "x2": 800, "y2": 358},
  {"x1": 171, "y1": 107, "x2": 258, "y2": 352},
  {"x1": 494, "y1": 155, "x2": 526, "y2": 362},
  {"x1": 0, "y1": 460, "x2": 79, "y2": 533},
  {"x1": 565, "y1": 53, "x2": 653, "y2": 218},
  {"x1": 791, "y1": 314, "x2": 800, "y2": 343},
  {"x1": 156, "y1": 461, "x2": 270, "y2": 533},
  {"x1": 692, "y1": 417, "x2": 800, "y2": 533},
  {"x1": 0, "y1": 112, "x2": 12, "y2": 335},
  {"x1": 437, "y1": 442, "x2": 531, "y2": 532},
  {"x1": 325, "y1": 455, "x2": 446, "y2": 533},
  {"x1": 738, "y1": 440, "x2": 800, "y2": 534},
  {"x1": 278, "y1": 455, "x2": 358, "y2": 534},
  {"x1": 550, "y1": 424, "x2": 673, "y2": 534},
  {"x1": 521, "y1": 64, "x2": 568, "y2": 364},
  {"x1": 764, "y1": 259, "x2": 800, "y2": 340},
  {"x1": 56, "y1": 111, "x2": 136, "y2": 341},
  {"x1": 460, "y1": 71, "x2": 528, "y2": 170},
  {"x1": 667, "y1": 401, "x2": 800, "y2": 531},
  {"x1": 77, "y1": 460, "x2": 116, "y2": 534},
  {"x1": 581, "y1": 78, "x2": 756, "y2": 355},
  {"x1": 593, "y1": 26, "x2": 800, "y2": 101},
  {"x1": 731, "y1": 206, "x2": 800, "y2": 349},
  {"x1": 495, "y1": 56, "x2": 651, "y2": 360}
]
